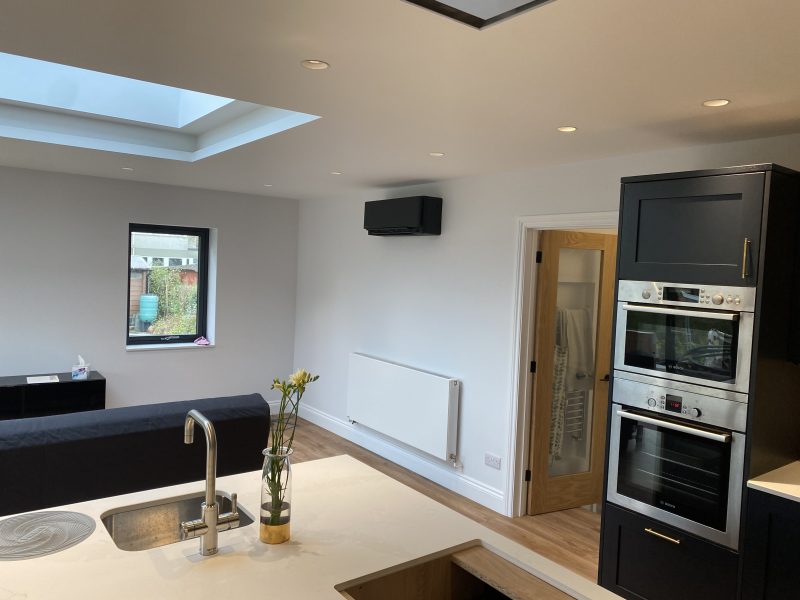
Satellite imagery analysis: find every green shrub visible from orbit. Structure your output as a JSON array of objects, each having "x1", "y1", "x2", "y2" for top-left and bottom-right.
[{"x1": 147, "y1": 266, "x2": 198, "y2": 334}]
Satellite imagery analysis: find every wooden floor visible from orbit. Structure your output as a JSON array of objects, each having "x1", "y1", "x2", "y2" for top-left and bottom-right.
[{"x1": 291, "y1": 418, "x2": 601, "y2": 581}]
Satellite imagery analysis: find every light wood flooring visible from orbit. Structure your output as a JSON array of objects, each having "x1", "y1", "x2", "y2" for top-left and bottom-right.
[{"x1": 291, "y1": 418, "x2": 601, "y2": 581}]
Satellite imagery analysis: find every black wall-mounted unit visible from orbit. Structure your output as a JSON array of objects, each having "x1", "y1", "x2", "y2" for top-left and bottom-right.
[{"x1": 364, "y1": 196, "x2": 442, "y2": 236}]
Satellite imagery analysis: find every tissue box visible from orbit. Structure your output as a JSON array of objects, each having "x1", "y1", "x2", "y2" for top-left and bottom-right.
[{"x1": 71, "y1": 365, "x2": 90, "y2": 380}]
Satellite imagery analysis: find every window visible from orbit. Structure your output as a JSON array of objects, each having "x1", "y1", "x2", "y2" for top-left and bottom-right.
[{"x1": 127, "y1": 223, "x2": 209, "y2": 346}]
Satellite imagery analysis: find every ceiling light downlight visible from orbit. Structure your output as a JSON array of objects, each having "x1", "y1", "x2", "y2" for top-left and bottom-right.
[
  {"x1": 302, "y1": 60, "x2": 330, "y2": 70},
  {"x1": 330, "y1": 171, "x2": 343, "y2": 176},
  {"x1": 557, "y1": 126, "x2": 577, "y2": 133},
  {"x1": 429, "y1": 152, "x2": 445, "y2": 157},
  {"x1": 121, "y1": 167, "x2": 134, "y2": 171},
  {"x1": 703, "y1": 99, "x2": 730, "y2": 107}
]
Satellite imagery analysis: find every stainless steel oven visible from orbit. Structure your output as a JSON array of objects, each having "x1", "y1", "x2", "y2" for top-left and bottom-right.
[
  {"x1": 607, "y1": 374, "x2": 747, "y2": 549},
  {"x1": 614, "y1": 280, "x2": 755, "y2": 395}
]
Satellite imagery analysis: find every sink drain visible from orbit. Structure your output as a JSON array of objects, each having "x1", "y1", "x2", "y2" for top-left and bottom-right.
[{"x1": 0, "y1": 511, "x2": 95, "y2": 560}]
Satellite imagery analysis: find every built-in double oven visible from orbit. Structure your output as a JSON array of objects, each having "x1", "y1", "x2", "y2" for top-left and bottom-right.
[{"x1": 607, "y1": 281, "x2": 755, "y2": 549}]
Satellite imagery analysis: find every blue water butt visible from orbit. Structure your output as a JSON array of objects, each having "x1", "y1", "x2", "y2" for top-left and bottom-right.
[{"x1": 139, "y1": 294, "x2": 159, "y2": 322}]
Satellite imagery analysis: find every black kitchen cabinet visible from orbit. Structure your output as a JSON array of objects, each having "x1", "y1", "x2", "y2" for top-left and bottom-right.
[
  {"x1": 0, "y1": 372, "x2": 105, "y2": 419},
  {"x1": 599, "y1": 503, "x2": 739, "y2": 600},
  {"x1": 617, "y1": 164, "x2": 800, "y2": 287},
  {"x1": 741, "y1": 488, "x2": 800, "y2": 600}
]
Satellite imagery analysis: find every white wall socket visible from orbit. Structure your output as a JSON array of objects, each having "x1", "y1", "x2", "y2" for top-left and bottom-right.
[{"x1": 484, "y1": 452, "x2": 502, "y2": 470}]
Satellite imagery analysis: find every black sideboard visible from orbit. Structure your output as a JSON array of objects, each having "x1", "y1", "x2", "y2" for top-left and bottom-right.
[{"x1": 0, "y1": 372, "x2": 105, "y2": 420}]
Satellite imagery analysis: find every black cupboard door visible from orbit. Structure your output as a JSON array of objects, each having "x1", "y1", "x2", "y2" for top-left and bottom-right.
[
  {"x1": 741, "y1": 489, "x2": 800, "y2": 600},
  {"x1": 600, "y1": 503, "x2": 739, "y2": 600},
  {"x1": 619, "y1": 172, "x2": 765, "y2": 286}
]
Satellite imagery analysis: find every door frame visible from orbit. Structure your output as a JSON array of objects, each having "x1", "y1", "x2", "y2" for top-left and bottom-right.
[{"x1": 505, "y1": 211, "x2": 618, "y2": 517}]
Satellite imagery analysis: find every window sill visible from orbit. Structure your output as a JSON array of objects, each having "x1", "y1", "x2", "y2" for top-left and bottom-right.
[{"x1": 125, "y1": 343, "x2": 215, "y2": 352}]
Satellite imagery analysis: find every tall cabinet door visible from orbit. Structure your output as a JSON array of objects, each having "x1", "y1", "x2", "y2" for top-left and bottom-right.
[{"x1": 619, "y1": 172, "x2": 765, "y2": 286}]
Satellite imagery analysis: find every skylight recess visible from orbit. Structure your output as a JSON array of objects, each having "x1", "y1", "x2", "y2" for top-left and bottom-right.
[
  {"x1": 0, "y1": 52, "x2": 319, "y2": 161},
  {"x1": 405, "y1": 0, "x2": 553, "y2": 28}
]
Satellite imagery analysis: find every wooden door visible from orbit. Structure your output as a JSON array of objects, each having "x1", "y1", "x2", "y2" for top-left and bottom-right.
[{"x1": 527, "y1": 230, "x2": 617, "y2": 515}]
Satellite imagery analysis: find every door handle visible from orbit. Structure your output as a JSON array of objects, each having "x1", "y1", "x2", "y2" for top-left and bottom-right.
[
  {"x1": 622, "y1": 304, "x2": 739, "y2": 321},
  {"x1": 601, "y1": 374, "x2": 610, "y2": 382},
  {"x1": 742, "y1": 238, "x2": 751, "y2": 280},
  {"x1": 645, "y1": 528, "x2": 681, "y2": 545},
  {"x1": 616, "y1": 409, "x2": 731, "y2": 442}
]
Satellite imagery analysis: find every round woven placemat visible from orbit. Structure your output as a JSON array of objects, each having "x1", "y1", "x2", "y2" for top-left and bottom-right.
[{"x1": 0, "y1": 511, "x2": 96, "y2": 561}]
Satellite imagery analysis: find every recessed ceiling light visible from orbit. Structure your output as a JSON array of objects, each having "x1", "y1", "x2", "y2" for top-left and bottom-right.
[
  {"x1": 702, "y1": 99, "x2": 730, "y2": 107},
  {"x1": 302, "y1": 60, "x2": 330, "y2": 70},
  {"x1": 330, "y1": 171, "x2": 342, "y2": 176},
  {"x1": 121, "y1": 167, "x2": 134, "y2": 171},
  {"x1": 263, "y1": 184, "x2": 273, "y2": 187},
  {"x1": 429, "y1": 152, "x2": 445, "y2": 157},
  {"x1": 557, "y1": 126, "x2": 577, "y2": 133}
]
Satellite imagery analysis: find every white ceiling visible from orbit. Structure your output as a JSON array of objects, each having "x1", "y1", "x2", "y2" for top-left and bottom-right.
[{"x1": 0, "y1": 0, "x2": 798, "y2": 201}]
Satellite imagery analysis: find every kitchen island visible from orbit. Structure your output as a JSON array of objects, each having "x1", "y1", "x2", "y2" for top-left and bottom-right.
[{"x1": 0, "y1": 455, "x2": 619, "y2": 599}]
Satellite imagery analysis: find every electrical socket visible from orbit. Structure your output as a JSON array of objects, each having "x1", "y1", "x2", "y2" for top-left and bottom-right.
[{"x1": 484, "y1": 452, "x2": 502, "y2": 470}]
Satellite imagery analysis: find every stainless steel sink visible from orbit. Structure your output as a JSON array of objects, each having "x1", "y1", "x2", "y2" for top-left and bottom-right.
[{"x1": 101, "y1": 491, "x2": 253, "y2": 551}]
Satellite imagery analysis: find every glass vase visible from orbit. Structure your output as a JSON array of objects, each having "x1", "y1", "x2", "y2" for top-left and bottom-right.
[{"x1": 260, "y1": 447, "x2": 293, "y2": 544}]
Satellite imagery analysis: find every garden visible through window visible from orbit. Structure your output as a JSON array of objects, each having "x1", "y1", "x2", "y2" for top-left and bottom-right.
[{"x1": 127, "y1": 224, "x2": 209, "y2": 345}]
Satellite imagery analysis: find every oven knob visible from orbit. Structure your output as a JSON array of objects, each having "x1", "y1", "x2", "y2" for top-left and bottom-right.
[
  {"x1": 642, "y1": 290, "x2": 652, "y2": 299},
  {"x1": 647, "y1": 398, "x2": 657, "y2": 407},
  {"x1": 690, "y1": 408, "x2": 702, "y2": 418},
  {"x1": 712, "y1": 294, "x2": 724, "y2": 305}
]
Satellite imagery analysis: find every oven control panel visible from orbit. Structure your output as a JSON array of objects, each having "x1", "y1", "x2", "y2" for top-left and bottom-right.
[
  {"x1": 647, "y1": 392, "x2": 701, "y2": 417},
  {"x1": 618, "y1": 280, "x2": 756, "y2": 312},
  {"x1": 614, "y1": 375, "x2": 748, "y2": 432}
]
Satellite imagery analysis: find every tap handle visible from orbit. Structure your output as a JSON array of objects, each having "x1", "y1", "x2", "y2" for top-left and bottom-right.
[{"x1": 230, "y1": 493, "x2": 238, "y2": 514}]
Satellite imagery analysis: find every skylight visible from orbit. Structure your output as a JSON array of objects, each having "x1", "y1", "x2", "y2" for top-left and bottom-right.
[
  {"x1": 405, "y1": 0, "x2": 553, "y2": 28},
  {"x1": 0, "y1": 52, "x2": 319, "y2": 161}
]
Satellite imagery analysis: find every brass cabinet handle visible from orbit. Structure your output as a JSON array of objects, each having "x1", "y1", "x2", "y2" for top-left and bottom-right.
[
  {"x1": 741, "y1": 238, "x2": 751, "y2": 280},
  {"x1": 645, "y1": 528, "x2": 681, "y2": 545}
]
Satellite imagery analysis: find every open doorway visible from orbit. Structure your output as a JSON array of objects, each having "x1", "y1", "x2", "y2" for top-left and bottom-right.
[{"x1": 506, "y1": 213, "x2": 619, "y2": 580}]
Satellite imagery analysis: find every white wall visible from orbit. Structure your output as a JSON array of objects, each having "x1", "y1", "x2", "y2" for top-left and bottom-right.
[
  {"x1": 293, "y1": 132, "x2": 800, "y2": 513},
  {"x1": 0, "y1": 167, "x2": 298, "y2": 408}
]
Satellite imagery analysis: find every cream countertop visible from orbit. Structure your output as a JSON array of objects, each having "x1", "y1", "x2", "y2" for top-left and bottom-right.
[
  {"x1": 0, "y1": 455, "x2": 621, "y2": 600},
  {"x1": 748, "y1": 460, "x2": 800, "y2": 503}
]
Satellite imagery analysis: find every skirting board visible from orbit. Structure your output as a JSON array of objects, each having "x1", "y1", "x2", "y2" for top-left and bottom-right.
[{"x1": 299, "y1": 403, "x2": 506, "y2": 514}]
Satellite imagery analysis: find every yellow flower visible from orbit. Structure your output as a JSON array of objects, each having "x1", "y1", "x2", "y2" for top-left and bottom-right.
[{"x1": 289, "y1": 369, "x2": 311, "y2": 386}]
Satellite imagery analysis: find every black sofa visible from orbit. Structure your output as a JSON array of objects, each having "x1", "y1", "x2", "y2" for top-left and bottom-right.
[{"x1": 0, "y1": 393, "x2": 269, "y2": 517}]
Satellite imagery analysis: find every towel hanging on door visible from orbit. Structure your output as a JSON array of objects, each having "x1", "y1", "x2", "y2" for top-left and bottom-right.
[
  {"x1": 550, "y1": 307, "x2": 595, "y2": 463},
  {"x1": 561, "y1": 307, "x2": 594, "y2": 392}
]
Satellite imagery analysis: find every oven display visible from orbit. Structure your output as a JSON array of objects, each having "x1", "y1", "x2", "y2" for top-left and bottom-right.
[
  {"x1": 665, "y1": 394, "x2": 683, "y2": 413},
  {"x1": 662, "y1": 287, "x2": 700, "y2": 303}
]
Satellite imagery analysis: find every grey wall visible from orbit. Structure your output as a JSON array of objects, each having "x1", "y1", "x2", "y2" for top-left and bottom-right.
[
  {"x1": 0, "y1": 167, "x2": 298, "y2": 408},
  {"x1": 293, "y1": 131, "x2": 800, "y2": 511}
]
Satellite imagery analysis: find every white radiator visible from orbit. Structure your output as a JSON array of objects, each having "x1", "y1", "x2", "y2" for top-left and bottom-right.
[{"x1": 346, "y1": 353, "x2": 460, "y2": 462}]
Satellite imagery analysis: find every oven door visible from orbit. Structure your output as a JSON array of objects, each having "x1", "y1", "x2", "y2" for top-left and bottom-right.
[
  {"x1": 607, "y1": 405, "x2": 744, "y2": 549},
  {"x1": 614, "y1": 303, "x2": 753, "y2": 394}
]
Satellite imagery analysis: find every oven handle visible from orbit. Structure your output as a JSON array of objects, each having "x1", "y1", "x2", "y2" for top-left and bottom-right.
[
  {"x1": 616, "y1": 409, "x2": 732, "y2": 443},
  {"x1": 622, "y1": 303, "x2": 739, "y2": 321}
]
